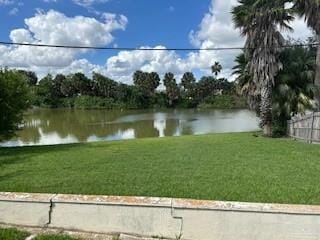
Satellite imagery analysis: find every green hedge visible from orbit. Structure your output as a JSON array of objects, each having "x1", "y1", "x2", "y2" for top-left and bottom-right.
[{"x1": 198, "y1": 95, "x2": 246, "y2": 109}]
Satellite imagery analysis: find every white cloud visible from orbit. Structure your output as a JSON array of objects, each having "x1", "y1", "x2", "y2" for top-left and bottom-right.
[
  {"x1": 105, "y1": 46, "x2": 190, "y2": 83},
  {"x1": 72, "y1": 0, "x2": 109, "y2": 7},
  {"x1": 0, "y1": 10, "x2": 127, "y2": 73},
  {"x1": 0, "y1": 0, "x2": 14, "y2": 5},
  {"x1": 23, "y1": 10, "x2": 127, "y2": 46},
  {"x1": 8, "y1": 7, "x2": 18, "y2": 15},
  {"x1": 1, "y1": 0, "x2": 314, "y2": 83},
  {"x1": 285, "y1": 18, "x2": 313, "y2": 41}
]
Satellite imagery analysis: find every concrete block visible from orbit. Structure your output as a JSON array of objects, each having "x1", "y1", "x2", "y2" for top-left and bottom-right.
[
  {"x1": 172, "y1": 199, "x2": 320, "y2": 240},
  {"x1": 0, "y1": 192, "x2": 54, "y2": 227},
  {"x1": 50, "y1": 194, "x2": 181, "y2": 239}
]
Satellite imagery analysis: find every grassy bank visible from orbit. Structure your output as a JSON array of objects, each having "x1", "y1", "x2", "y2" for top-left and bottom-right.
[
  {"x1": 1, "y1": 133, "x2": 320, "y2": 204},
  {"x1": 0, "y1": 228, "x2": 30, "y2": 240},
  {"x1": 0, "y1": 228, "x2": 80, "y2": 240}
]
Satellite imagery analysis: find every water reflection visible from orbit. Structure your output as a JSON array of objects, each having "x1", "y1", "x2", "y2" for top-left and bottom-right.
[{"x1": 1, "y1": 109, "x2": 260, "y2": 147}]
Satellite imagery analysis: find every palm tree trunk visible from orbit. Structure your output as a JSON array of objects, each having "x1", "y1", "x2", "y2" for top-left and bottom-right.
[
  {"x1": 260, "y1": 82, "x2": 273, "y2": 136},
  {"x1": 315, "y1": 36, "x2": 320, "y2": 110}
]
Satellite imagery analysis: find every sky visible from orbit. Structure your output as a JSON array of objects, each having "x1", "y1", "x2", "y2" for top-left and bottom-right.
[{"x1": 0, "y1": 0, "x2": 314, "y2": 83}]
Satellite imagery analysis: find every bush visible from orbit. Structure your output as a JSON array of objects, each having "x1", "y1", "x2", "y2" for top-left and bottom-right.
[
  {"x1": 198, "y1": 95, "x2": 233, "y2": 109},
  {"x1": 0, "y1": 69, "x2": 31, "y2": 137},
  {"x1": 74, "y1": 95, "x2": 124, "y2": 109}
]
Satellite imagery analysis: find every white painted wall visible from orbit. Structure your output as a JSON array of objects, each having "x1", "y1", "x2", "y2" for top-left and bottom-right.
[{"x1": 1, "y1": 192, "x2": 320, "y2": 240}]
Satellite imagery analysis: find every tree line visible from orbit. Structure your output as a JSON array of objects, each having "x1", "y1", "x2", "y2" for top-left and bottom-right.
[
  {"x1": 19, "y1": 69, "x2": 239, "y2": 109},
  {"x1": 0, "y1": 68, "x2": 243, "y2": 136}
]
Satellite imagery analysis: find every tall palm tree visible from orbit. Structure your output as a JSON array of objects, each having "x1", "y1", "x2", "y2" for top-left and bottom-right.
[
  {"x1": 233, "y1": 53, "x2": 260, "y2": 111},
  {"x1": 294, "y1": 0, "x2": 320, "y2": 108},
  {"x1": 232, "y1": 0, "x2": 294, "y2": 136},
  {"x1": 211, "y1": 62, "x2": 222, "y2": 77}
]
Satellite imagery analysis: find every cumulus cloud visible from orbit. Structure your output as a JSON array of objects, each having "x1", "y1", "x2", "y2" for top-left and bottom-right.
[
  {"x1": 22, "y1": 10, "x2": 127, "y2": 46},
  {"x1": 1, "y1": 0, "x2": 314, "y2": 83},
  {"x1": 0, "y1": 10, "x2": 127, "y2": 72},
  {"x1": 72, "y1": 0, "x2": 109, "y2": 7},
  {"x1": 105, "y1": 46, "x2": 190, "y2": 83}
]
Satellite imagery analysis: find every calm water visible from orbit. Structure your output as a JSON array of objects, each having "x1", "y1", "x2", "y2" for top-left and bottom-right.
[{"x1": 1, "y1": 109, "x2": 260, "y2": 147}]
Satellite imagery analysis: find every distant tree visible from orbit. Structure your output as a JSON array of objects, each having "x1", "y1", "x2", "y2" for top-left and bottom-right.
[
  {"x1": 37, "y1": 74, "x2": 57, "y2": 106},
  {"x1": 133, "y1": 70, "x2": 160, "y2": 96},
  {"x1": 196, "y1": 76, "x2": 218, "y2": 100},
  {"x1": 181, "y1": 72, "x2": 196, "y2": 93},
  {"x1": 163, "y1": 72, "x2": 180, "y2": 107},
  {"x1": 180, "y1": 72, "x2": 197, "y2": 107},
  {"x1": 211, "y1": 62, "x2": 222, "y2": 77},
  {"x1": 53, "y1": 74, "x2": 68, "y2": 97},
  {"x1": 18, "y1": 70, "x2": 38, "y2": 85},
  {"x1": 71, "y1": 72, "x2": 91, "y2": 96},
  {"x1": 0, "y1": 69, "x2": 30, "y2": 136},
  {"x1": 92, "y1": 72, "x2": 118, "y2": 98}
]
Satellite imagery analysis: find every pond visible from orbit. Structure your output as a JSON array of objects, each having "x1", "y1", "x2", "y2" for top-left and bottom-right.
[{"x1": 1, "y1": 109, "x2": 260, "y2": 147}]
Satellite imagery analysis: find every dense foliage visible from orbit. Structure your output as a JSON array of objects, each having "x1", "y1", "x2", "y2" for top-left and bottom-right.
[
  {"x1": 12, "y1": 70, "x2": 243, "y2": 111},
  {"x1": 232, "y1": 0, "x2": 320, "y2": 136},
  {"x1": 0, "y1": 69, "x2": 31, "y2": 137},
  {"x1": 233, "y1": 43, "x2": 318, "y2": 136},
  {"x1": 232, "y1": 0, "x2": 293, "y2": 136}
]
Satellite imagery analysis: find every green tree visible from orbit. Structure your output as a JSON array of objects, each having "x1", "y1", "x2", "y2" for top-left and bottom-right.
[
  {"x1": 273, "y1": 44, "x2": 316, "y2": 135},
  {"x1": 211, "y1": 62, "x2": 222, "y2": 77},
  {"x1": 133, "y1": 70, "x2": 160, "y2": 96},
  {"x1": 232, "y1": 0, "x2": 293, "y2": 136},
  {"x1": 92, "y1": 72, "x2": 118, "y2": 98},
  {"x1": 163, "y1": 72, "x2": 180, "y2": 107},
  {"x1": 180, "y1": 72, "x2": 197, "y2": 106},
  {"x1": 18, "y1": 70, "x2": 38, "y2": 86},
  {"x1": 294, "y1": 0, "x2": 320, "y2": 107},
  {"x1": 71, "y1": 72, "x2": 91, "y2": 96},
  {"x1": 196, "y1": 76, "x2": 219, "y2": 100},
  {"x1": 36, "y1": 74, "x2": 57, "y2": 107},
  {"x1": 0, "y1": 69, "x2": 30, "y2": 136},
  {"x1": 233, "y1": 53, "x2": 259, "y2": 111}
]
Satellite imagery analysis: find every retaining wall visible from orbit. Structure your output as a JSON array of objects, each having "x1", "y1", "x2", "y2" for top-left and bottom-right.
[{"x1": 1, "y1": 192, "x2": 320, "y2": 240}]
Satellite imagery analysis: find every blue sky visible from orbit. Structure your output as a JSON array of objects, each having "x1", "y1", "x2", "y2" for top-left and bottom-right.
[{"x1": 0, "y1": 0, "x2": 313, "y2": 83}]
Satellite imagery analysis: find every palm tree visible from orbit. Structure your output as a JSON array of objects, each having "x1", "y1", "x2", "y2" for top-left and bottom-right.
[
  {"x1": 273, "y1": 44, "x2": 316, "y2": 135},
  {"x1": 211, "y1": 62, "x2": 222, "y2": 77},
  {"x1": 294, "y1": 0, "x2": 320, "y2": 108},
  {"x1": 233, "y1": 53, "x2": 260, "y2": 111},
  {"x1": 232, "y1": 0, "x2": 294, "y2": 136}
]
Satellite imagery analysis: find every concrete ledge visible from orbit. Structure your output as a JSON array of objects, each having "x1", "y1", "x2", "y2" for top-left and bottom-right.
[
  {"x1": 172, "y1": 198, "x2": 320, "y2": 215},
  {"x1": 52, "y1": 194, "x2": 172, "y2": 207},
  {"x1": 1, "y1": 192, "x2": 320, "y2": 240},
  {"x1": 0, "y1": 192, "x2": 55, "y2": 227}
]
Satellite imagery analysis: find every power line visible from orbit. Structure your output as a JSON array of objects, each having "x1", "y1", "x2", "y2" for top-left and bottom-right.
[{"x1": 0, "y1": 41, "x2": 319, "y2": 51}]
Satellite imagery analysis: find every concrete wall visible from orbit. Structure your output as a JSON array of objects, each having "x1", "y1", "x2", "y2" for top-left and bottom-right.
[{"x1": 1, "y1": 192, "x2": 320, "y2": 240}]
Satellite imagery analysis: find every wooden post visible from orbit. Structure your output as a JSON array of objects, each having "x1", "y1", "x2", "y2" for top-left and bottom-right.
[{"x1": 309, "y1": 112, "x2": 316, "y2": 144}]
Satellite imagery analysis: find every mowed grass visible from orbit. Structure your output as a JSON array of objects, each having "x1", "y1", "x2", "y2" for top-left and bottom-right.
[
  {"x1": 33, "y1": 234, "x2": 80, "y2": 240},
  {"x1": 1, "y1": 133, "x2": 320, "y2": 204},
  {"x1": 0, "y1": 228, "x2": 30, "y2": 240}
]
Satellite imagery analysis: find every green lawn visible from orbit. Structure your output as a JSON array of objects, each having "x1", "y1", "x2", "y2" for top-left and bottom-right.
[
  {"x1": 33, "y1": 234, "x2": 79, "y2": 240},
  {"x1": 1, "y1": 133, "x2": 320, "y2": 204},
  {"x1": 0, "y1": 228, "x2": 30, "y2": 240}
]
